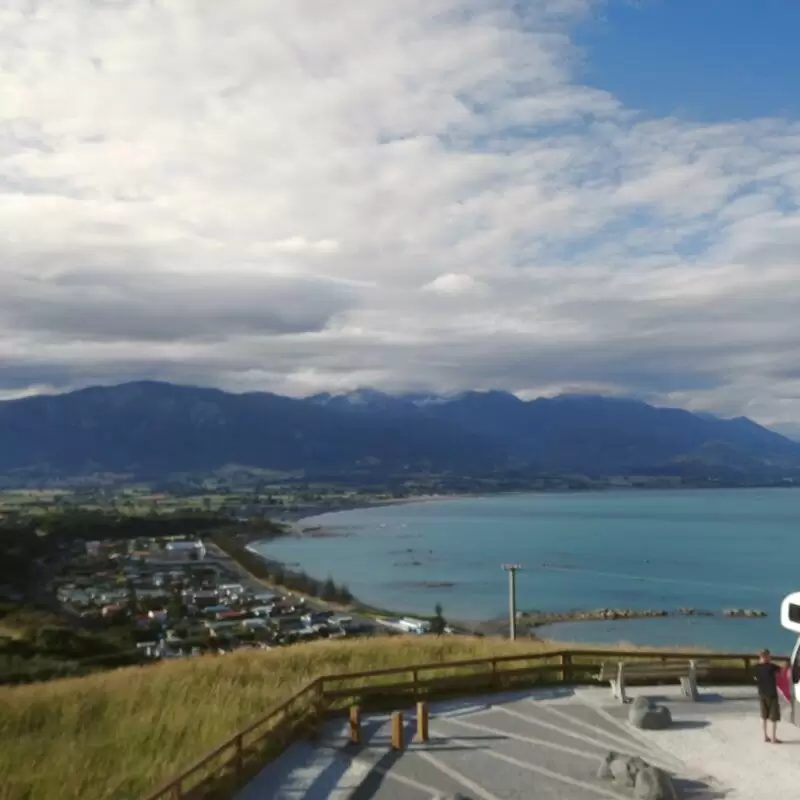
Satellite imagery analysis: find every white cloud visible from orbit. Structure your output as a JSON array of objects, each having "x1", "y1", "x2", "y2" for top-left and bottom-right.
[
  {"x1": 2, "y1": 0, "x2": 800, "y2": 427},
  {"x1": 422, "y1": 273, "x2": 487, "y2": 295}
]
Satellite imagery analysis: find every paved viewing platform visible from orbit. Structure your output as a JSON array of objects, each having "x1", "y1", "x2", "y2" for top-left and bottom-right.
[{"x1": 236, "y1": 684, "x2": 800, "y2": 800}]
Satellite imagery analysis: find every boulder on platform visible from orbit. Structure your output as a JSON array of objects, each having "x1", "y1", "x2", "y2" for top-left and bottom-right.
[
  {"x1": 597, "y1": 751, "x2": 617, "y2": 780},
  {"x1": 598, "y1": 751, "x2": 677, "y2": 800},
  {"x1": 634, "y1": 765, "x2": 678, "y2": 800},
  {"x1": 609, "y1": 755, "x2": 649, "y2": 788},
  {"x1": 628, "y1": 697, "x2": 672, "y2": 730}
]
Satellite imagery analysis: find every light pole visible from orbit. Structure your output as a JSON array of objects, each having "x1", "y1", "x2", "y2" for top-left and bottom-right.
[{"x1": 502, "y1": 563, "x2": 522, "y2": 640}]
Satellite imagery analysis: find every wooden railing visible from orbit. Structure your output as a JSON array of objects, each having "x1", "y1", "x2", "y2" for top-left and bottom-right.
[{"x1": 141, "y1": 648, "x2": 786, "y2": 800}]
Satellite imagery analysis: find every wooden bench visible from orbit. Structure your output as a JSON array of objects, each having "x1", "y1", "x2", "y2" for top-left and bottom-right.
[{"x1": 596, "y1": 659, "x2": 709, "y2": 704}]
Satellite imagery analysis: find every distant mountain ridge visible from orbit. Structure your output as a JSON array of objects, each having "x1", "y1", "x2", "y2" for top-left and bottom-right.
[{"x1": 1, "y1": 381, "x2": 799, "y2": 480}]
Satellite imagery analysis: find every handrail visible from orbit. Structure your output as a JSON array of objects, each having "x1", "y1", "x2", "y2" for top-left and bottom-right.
[
  {"x1": 315, "y1": 648, "x2": 776, "y2": 682},
  {"x1": 141, "y1": 679, "x2": 321, "y2": 800},
  {"x1": 140, "y1": 647, "x2": 786, "y2": 799}
]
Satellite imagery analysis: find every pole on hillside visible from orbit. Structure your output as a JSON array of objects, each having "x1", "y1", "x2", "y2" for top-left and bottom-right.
[{"x1": 502, "y1": 563, "x2": 522, "y2": 640}]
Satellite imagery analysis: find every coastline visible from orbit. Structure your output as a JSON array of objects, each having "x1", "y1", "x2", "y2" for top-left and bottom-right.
[
  {"x1": 245, "y1": 491, "x2": 490, "y2": 624},
  {"x1": 213, "y1": 496, "x2": 466, "y2": 625},
  {"x1": 227, "y1": 491, "x2": 779, "y2": 645},
  {"x1": 274, "y1": 492, "x2": 474, "y2": 528},
  {"x1": 225, "y1": 528, "x2": 771, "y2": 640}
]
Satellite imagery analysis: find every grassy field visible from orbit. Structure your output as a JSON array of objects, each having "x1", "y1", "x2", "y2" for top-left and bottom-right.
[{"x1": 0, "y1": 635, "x2": 734, "y2": 800}]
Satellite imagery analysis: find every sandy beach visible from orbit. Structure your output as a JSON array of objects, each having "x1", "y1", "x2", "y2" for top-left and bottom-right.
[{"x1": 277, "y1": 493, "x2": 474, "y2": 531}]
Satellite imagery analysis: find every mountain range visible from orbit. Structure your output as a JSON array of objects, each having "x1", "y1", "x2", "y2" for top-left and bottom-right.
[{"x1": 1, "y1": 381, "x2": 799, "y2": 481}]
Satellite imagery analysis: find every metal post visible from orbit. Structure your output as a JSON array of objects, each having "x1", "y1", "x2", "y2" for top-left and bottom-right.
[
  {"x1": 502, "y1": 563, "x2": 522, "y2": 641},
  {"x1": 509, "y1": 567, "x2": 516, "y2": 641}
]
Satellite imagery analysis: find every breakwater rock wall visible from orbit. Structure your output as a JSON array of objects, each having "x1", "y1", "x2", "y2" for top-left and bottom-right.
[{"x1": 521, "y1": 607, "x2": 768, "y2": 625}]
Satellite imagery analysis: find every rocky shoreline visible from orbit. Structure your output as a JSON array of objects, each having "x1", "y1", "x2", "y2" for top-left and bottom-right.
[{"x1": 521, "y1": 607, "x2": 768, "y2": 626}]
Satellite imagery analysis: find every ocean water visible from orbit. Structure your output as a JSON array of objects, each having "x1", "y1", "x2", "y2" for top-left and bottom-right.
[{"x1": 253, "y1": 489, "x2": 800, "y2": 653}]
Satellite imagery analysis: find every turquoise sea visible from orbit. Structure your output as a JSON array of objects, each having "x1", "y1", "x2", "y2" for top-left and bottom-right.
[{"x1": 253, "y1": 489, "x2": 800, "y2": 653}]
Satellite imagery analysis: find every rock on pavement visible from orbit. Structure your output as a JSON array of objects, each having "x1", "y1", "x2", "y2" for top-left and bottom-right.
[
  {"x1": 598, "y1": 752, "x2": 677, "y2": 800},
  {"x1": 628, "y1": 697, "x2": 673, "y2": 730},
  {"x1": 635, "y1": 765, "x2": 679, "y2": 800}
]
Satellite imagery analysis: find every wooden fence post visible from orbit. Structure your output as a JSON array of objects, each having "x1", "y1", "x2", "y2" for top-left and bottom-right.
[
  {"x1": 560, "y1": 653, "x2": 573, "y2": 682},
  {"x1": 391, "y1": 711, "x2": 404, "y2": 751},
  {"x1": 348, "y1": 705, "x2": 361, "y2": 745},
  {"x1": 412, "y1": 669, "x2": 419, "y2": 698},
  {"x1": 234, "y1": 734, "x2": 244, "y2": 781},
  {"x1": 309, "y1": 679, "x2": 324, "y2": 740},
  {"x1": 415, "y1": 701, "x2": 429, "y2": 742}
]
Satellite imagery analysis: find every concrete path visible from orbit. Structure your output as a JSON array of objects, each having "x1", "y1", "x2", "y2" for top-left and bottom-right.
[{"x1": 237, "y1": 685, "x2": 796, "y2": 800}]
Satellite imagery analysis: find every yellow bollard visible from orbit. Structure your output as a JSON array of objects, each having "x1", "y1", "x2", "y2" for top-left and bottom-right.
[
  {"x1": 391, "y1": 711, "x2": 404, "y2": 751},
  {"x1": 415, "y1": 701, "x2": 429, "y2": 742},
  {"x1": 348, "y1": 705, "x2": 361, "y2": 745}
]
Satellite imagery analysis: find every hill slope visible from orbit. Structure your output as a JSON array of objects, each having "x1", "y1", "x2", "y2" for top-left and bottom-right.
[
  {"x1": 0, "y1": 636, "x2": 695, "y2": 800},
  {"x1": 1, "y1": 381, "x2": 799, "y2": 479}
]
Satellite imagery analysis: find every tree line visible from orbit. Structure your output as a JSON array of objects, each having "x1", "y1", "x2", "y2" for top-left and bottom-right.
[{"x1": 210, "y1": 532, "x2": 354, "y2": 604}]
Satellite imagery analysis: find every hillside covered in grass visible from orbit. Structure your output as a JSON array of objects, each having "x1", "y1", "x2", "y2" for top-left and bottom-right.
[{"x1": 0, "y1": 636, "x2": 557, "y2": 800}]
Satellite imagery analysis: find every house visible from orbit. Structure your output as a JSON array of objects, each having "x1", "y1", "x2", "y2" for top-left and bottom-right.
[
  {"x1": 275, "y1": 616, "x2": 304, "y2": 632},
  {"x1": 148, "y1": 609, "x2": 169, "y2": 625},
  {"x1": 186, "y1": 590, "x2": 220, "y2": 608},
  {"x1": 205, "y1": 621, "x2": 240, "y2": 636},
  {"x1": 216, "y1": 610, "x2": 247, "y2": 621},
  {"x1": 248, "y1": 605, "x2": 275, "y2": 617},
  {"x1": 397, "y1": 617, "x2": 431, "y2": 635},
  {"x1": 101, "y1": 603, "x2": 126, "y2": 618},
  {"x1": 136, "y1": 641, "x2": 162, "y2": 658},
  {"x1": 163, "y1": 540, "x2": 206, "y2": 559},
  {"x1": 302, "y1": 610, "x2": 334, "y2": 626},
  {"x1": 251, "y1": 592, "x2": 279, "y2": 605},
  {"x1": 204, "y1": 604, "x2": 230, "y2": 616},
  {"x1": 241, "y1": 618, "x2": 269, "y2": 630}
]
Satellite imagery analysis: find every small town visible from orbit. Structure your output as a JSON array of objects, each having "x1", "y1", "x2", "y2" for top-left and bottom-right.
[{"x1": 47, "y1": 533, "x2": 446, "y2": 666}]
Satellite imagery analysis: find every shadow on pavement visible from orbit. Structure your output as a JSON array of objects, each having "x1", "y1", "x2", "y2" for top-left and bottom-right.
[
  {"x1": 669, "y1": 719, "x2": 711, "y2": 730},
  {"x1": 672, "y1": 777, "x2": 729, "y2": 799}
]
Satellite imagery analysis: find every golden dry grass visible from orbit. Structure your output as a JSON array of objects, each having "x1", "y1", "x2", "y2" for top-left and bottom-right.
[{"x1": 0, "y1": 635, "x2": 739, "y2": 800}]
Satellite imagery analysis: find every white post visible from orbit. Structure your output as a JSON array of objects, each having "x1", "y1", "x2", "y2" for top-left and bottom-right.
[{"x1": 502, "y1": 564, "x2": 522, "y2": 641}]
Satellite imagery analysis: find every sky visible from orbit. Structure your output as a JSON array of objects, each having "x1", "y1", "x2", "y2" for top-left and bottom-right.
[{"x1": 2, "y1": 0, "x2": 800, "y2": 434}]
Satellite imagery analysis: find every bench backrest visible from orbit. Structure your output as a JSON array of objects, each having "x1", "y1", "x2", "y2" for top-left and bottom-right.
[
  {"x1": 624, "y1": 662, "x2": 694, "y2": 677},
  {"x1": 598, "y1": 662, "x2": 620, "y2": 681},
  {"x1": 599, "y1": 659, "x2": 710, "y2": 680}
]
